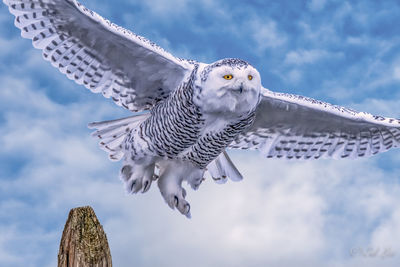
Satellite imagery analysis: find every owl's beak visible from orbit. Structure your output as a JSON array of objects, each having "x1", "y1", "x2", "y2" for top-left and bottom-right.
[{"x1": 239, "y1": 83, "x2": 244, "y2": 94}]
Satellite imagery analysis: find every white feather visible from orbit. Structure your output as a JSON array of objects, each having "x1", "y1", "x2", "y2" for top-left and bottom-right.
[
  {"x1": 3, "y1": 0, "x2": 195, "y2": 112},
  {"x1": 231, "y1": 87, "x2": 400, "y2": 160},
  {"x1": 207, "y1": 151, "x2": 243, "y2": 184},
  {"x1": 88, "y1": 113, "x2": 150, "y2": 161}
]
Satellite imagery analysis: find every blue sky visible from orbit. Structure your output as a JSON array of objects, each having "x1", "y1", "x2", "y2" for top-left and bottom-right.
[{"x1": 1, "y1": 0, "x2": 400, "y2": 266}]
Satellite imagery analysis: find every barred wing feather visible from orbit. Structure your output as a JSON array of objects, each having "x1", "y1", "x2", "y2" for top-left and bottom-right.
[
  {"x1": 3, "y1": 0, "x2": 194, "y2": 112},
  {"x1": 231, "y1": 87, "x2": 400, "y2": 160}
]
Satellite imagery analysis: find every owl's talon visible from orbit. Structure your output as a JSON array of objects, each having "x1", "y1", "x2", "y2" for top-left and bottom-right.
[
  {"x1": 142, "y1": 181, "x2": 151, "y2": 193},
  {"x1": 176, "y1": 199, "x2": 190, "y2": 216},
  {"x1": 129, "y1": 179, "x2": 142, "y2": 194},
  {"x1": 123, "y1": 162, "x2": 155, "y2": 194},
  {"x1": 159, "y1": 183, "x2": 190, "y2": 216},
  {"x1": 130, "y1": 181, "x2": 136, "y2": 192},
  {"x1": 174, "y1": 196, "x2": 179, "y2": 207},
  {"x1": 156, "y1": 161, "x2": 203, "y2": 218},
  {"x1": 166, "y1": 195, "x2": 177, "y2": 209},
  {"x1": 184, "y1": 203, "x2": 190, "y2": 215}
]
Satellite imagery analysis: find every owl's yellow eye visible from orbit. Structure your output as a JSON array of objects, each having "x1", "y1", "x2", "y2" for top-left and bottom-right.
[
  {"x1": 248, "y1": 75, "x2": 253, "y2": 81},
  {"x1": 223, "y1": 74, "x2": 233, "y2": 80}
]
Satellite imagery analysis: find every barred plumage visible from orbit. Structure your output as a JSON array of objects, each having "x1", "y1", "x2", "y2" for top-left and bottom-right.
[
  {"x1": 130, "y1": 65, "x2": 204, "y2": 161},
  {"x1": 184, "y1": 112, "x2": 255, "y2": 168}
]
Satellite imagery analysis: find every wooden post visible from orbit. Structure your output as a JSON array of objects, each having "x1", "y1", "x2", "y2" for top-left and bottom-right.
[{"x1": 58, "y1": 206, "x2": 112, "y2": 267}]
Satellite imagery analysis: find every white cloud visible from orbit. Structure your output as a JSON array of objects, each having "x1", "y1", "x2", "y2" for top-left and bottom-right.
[
  {"x1": 0, "y1": 36, "x2": 22, "y2": 58},
  {"x1": 351, "y1": 98, "x2": 400, "y2": 118},
  {"x1": 298, "y1": 21, "x2": 338, "y2": 45},
  {"x1": 288, "y1": 69, "x2": 302, "y2": 83},
  {"x1": 100, "y1": 152, "x2": 400, "y2": 267},
  {"x1": 284, "y1": 49, "x2": 333, "y2": 65},
  {"x1": 371, "y1": 208, "x2": 400, "y2": 253},
  {"x1": 333, "y1": 1, "x2": 353, "y2": 20},
  {"x1": 245, "y1": 19, "x2": 287, "y2": 55},
  {"x1": 308, "y1": 0, "x2": 327, "y2": 12},
  {"x1": 393, "y1": 66, "x2": 400, "y2": 80},
  {"x1": 142, "y1": 0, "x2": 189, "y2": 16},
  {"x1": 0, "y1": 226, "x2": 20, "y2": 265},
  {"x1": 140, "y1": 0, "x2": 218, "y2": 17}
]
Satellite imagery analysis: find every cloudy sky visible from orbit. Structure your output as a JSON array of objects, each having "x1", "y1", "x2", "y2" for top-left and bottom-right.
[{"x1": 1, "y1": 0, "x2": 400, "y2": 266}]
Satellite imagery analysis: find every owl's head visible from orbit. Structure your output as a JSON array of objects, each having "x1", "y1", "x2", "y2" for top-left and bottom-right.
[{"x1": 195, "y1": 58, "x2": 261, "y2": 116}]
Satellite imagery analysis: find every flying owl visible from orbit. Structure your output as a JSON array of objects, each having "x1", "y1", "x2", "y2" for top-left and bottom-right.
[{"x1": 4, "y1": 0, "x2": 400, "y2": 217}]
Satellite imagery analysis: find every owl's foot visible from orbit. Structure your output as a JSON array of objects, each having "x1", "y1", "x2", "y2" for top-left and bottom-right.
[
  {"x1": 120, "y1": 162, "x2": 155, "y2": 194},
  {"x1": 164, "y1": 187, "x2": 191, "y2": 218},
  {"x1": 158, "y1": 172, "x2": 191, "y2": 218},
  {"x1": 187, "y1": 176, "x2": 205, "y2": 190}
]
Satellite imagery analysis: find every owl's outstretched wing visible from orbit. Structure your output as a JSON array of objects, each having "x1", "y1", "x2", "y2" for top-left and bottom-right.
[
  {"x1": 230, "y1": 87, "x2": 400, "y2": 159},
  {"x1": 4, "y1": 0, "x2": 194, "y2": 112}
]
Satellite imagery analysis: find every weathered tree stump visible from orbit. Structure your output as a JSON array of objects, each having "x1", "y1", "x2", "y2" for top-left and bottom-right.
[{"x1": 58, "y1": 206, "x2": 112, "y2": 267}]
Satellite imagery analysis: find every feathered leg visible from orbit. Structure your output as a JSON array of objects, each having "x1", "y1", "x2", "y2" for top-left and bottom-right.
[
  {"x1": 120, "y1": 159, "x2": 157, "y2": 194},
  {"x1": 157, "y1": 160, "x2": 205, "y2": 218}
]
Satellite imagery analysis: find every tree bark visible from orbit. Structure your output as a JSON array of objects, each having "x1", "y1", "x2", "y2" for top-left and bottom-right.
[{"x1": 58, "y1": 206, "x2": 112, "y2": 267}]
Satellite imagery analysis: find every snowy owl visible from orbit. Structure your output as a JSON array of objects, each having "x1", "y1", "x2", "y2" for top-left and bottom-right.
[{"x1": 4, "y1": 0, "x2": 400, "y2": 217}]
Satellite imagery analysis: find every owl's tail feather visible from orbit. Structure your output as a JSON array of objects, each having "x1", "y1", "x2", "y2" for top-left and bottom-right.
[
  {"x1": 88, "y1": 113, "x2": 150, "y2": 161},
  {"x1": 207, "y1": 150, "x2": 243, "y2": 184}
]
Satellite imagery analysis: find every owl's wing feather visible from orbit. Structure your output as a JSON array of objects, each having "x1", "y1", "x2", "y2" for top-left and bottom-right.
[
  {"x1": 4, "y1": 0, "x2": 194, "y2": 111},
  {"x1": 230, "y1": 87, "x2": 400, "y2": 160}
]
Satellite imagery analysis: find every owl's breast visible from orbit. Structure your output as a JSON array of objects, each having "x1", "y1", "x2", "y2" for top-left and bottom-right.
[{"x1": 182, "y1": 111, "x2": 256, "y2": 168}]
